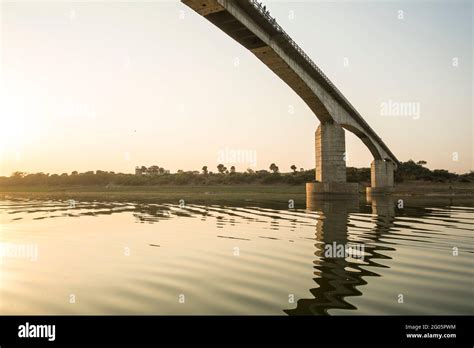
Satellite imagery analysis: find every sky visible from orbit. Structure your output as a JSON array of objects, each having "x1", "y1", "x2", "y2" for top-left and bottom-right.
[{"x1": 0, "y1": 0, "x2": 472, "y2": 176}]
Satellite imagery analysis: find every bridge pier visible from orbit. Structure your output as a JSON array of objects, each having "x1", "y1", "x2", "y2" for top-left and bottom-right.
[
  {"x1": 366, "y1": 160, "x2": 394, "y2": 195},
  {"x1": 306, "y1": 123, "x2": 359, "y2": 196}
]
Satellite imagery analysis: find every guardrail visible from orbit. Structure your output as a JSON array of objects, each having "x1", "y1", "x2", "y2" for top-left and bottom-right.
[{"x1": 248, "y1": 0, "x2": 374, "y2": 133}]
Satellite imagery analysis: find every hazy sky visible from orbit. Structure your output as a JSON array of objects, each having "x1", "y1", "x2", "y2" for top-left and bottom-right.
[{"x1": 0, "y1": 0, "x2": 472, "y2": 176}]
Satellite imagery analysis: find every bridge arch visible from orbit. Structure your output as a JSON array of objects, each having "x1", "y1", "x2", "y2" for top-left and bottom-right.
[{"x1": 338, "y1": 123, "x2": 383, "y2": 161}]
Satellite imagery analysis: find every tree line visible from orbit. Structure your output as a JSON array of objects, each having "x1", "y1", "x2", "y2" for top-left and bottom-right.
[{"x1": 0, "y1": 160, "x2": 472, "y2": 187}]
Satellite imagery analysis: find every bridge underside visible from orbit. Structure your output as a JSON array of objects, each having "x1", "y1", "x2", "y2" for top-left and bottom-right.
[{"x1": 183, "y1": 0, "x2": 398, "y2": 195}]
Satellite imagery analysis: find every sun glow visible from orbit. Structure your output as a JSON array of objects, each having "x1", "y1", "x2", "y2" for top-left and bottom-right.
[{"x1": 0, "y1": 94, "x2": 29, "y2": 154}]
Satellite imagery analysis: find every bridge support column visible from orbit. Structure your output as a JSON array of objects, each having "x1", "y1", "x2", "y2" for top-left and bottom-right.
[
  {"x1": 315, "y1": 122, "x2": 346, "y2": 183},
  {"x1": 306, "y1": 123, "x2": 358, "y2": 196},
  {"x1": 366, "y1": 160, "x2": 394, "y2": 195}
]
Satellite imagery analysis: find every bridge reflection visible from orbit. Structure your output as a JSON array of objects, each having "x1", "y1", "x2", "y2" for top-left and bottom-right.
[{"x1": 284, "y1": 194, "x2": 397, "y2": 315}]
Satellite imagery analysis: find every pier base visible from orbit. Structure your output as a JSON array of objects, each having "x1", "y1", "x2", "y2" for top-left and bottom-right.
[
  {"x1": 366, "y1": 160, "x2": 395, "y2": 195},
  {"x1": 306, "y1": 182, "x2": 359, "y2": 197},
  {"x1": 366, "y1": 187, "x2": 394, "y2": 195}
]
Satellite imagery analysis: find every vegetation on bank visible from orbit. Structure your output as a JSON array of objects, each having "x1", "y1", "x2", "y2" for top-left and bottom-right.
[{"x1": 0, "y1": 160, "x2": 472, "y2": 187}]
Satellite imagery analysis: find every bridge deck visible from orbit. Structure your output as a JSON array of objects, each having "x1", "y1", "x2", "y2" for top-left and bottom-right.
[{"x1": 183, "y1": 0, "x2": 399, "y2": 165}]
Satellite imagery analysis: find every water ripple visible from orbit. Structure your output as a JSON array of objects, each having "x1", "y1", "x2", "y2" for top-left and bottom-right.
[{"x1": 0, "y1": 195, "x2": 472, "y2": 315}]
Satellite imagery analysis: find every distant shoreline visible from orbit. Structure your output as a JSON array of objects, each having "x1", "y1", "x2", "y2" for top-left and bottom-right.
[{"x1": 1, "y1": 182, "x2": 473, "y2": 199}]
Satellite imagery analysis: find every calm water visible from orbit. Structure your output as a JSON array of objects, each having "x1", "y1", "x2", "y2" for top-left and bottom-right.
[{"x1": 0, "y1": 194, "x2": 473, "y2": 315}]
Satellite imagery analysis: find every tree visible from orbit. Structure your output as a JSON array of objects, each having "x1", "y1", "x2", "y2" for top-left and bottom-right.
[
  {"x1": 417, "y1": 160, "x2": 427, "y2": 166},
  {"x1": 148, "y1": 165, "x2": 160, "y2": 175},
  {"x1": 269, "y1": 163, "x2": 279, "y2": 174},
  {"x1": 136, "y1": 166, "x2": 148, "y2": 175},
  {"x1": 202, "y1": 166, "x2": 208, "y2": 175},
  {"x1": 246, "y1": 168, "x2": 254, "y2": 174},
  {"x1": 217, "y1": 164, "x2": 227, "y2": 174},
  {"x1": 290, "y1": 165, "x2": 297, "y2": 173},
  {"x1": 12, "y1": 171, "x2": 26, "y2": 178},
  {"x1": 230, "y1": 166, "x2": 236, "y2": 174}
]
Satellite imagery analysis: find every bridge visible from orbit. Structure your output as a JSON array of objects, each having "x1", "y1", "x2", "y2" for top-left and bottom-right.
[{"x1": 182, "y1": 0, "x2": 399, "y2": 195}]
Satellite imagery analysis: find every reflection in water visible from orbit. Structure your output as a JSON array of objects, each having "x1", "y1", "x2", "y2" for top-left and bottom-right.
[
  {"x1": 285, "y1": 195, "x2": 396, "y2": 315},
  {"x1": 0, "y1": 195, "x2": 473, "y2": 315}
]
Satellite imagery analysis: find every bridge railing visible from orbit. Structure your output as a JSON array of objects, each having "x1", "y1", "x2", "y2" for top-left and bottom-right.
[{"x1": 248, "y1": 0, "x2": 375, "y2": 134}]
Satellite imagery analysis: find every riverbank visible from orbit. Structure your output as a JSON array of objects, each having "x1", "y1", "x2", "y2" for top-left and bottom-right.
[
  {"x1": 0, "y1": 185, "x2": 305, "y2": 204},
  {"x1": 1, "y1": 181, "x2": 473, "y2": 201}
]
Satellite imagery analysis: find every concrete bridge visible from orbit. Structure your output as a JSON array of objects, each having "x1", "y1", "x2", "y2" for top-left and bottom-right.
[{"x1": 183, "y1": 0, "x2": 399, "y2": 195}]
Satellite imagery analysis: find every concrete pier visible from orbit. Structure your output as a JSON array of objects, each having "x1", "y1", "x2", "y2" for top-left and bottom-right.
[
  {"x1": 315, "y1": 123, "x2": 346, "y2": 183},
  {"x1": 307, "y1": 123, "x2": 358, "y2": 196},
  {"x1": 366, "y1": 160, "x2": 394, "y2": 195}
]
